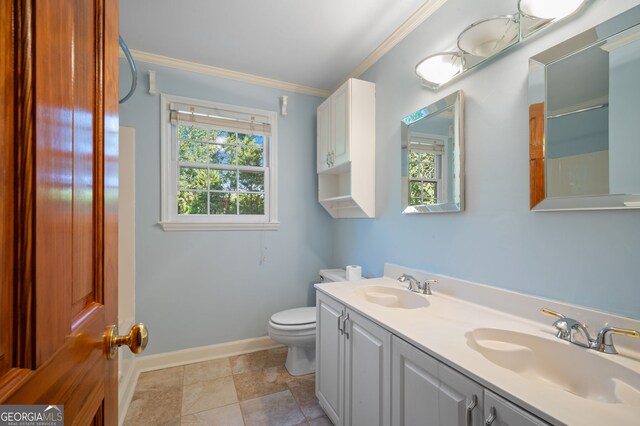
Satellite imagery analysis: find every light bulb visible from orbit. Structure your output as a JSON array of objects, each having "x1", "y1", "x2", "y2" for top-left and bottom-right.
[{"x1": 518, "y1": 0, "x2": 586, "y2": 20}]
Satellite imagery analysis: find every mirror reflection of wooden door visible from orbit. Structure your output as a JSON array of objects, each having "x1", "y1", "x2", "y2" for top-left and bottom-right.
[
  {"x1": 1, "y1": 0, "x2": 120, "y2": 423},
  {"x1": 529, "y1": 102, "x2": 546, "y2": 209}
]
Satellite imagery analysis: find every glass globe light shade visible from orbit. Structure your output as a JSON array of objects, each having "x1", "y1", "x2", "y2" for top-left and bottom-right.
[
  {"x1": 518, "y1": 0, "x2": 586, "y2": 20},
  {"x1": 415, "y1": 53, "x2": 463, "y2": 87}
]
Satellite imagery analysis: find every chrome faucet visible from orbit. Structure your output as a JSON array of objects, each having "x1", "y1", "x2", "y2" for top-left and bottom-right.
[
  {"x1": 397, "y1": 274, "x2": 438, "y2": 295},
  {"x1": 541, "y1": 308, "x2": 640, "y2": 354},
  {"x1": 398, "y1": 274, "x2": 420, "y2": 292}
]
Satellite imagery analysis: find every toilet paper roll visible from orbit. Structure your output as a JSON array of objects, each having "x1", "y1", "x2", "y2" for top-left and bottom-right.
[{"x1": 346, "y1": 265, "x2": 362, "y2": 281}]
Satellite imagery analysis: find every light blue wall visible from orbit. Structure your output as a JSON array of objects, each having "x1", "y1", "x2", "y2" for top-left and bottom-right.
[
  {"x1": 119, "y1": 62, "x2": 332, "y2": 355},
  {"x1": 332, "y1": 0, "x2": 640, "y2": 319}
]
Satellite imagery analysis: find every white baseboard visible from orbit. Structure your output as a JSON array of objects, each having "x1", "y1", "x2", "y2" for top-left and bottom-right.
[
  {"x1": 118, "y1": 361, "x2": 138, "y2": 426},
  {"x1": 117, "y1": 336, "x2": 283, "y2": 425}
]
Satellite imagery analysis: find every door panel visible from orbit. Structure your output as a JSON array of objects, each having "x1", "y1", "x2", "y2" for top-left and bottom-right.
[
  {"x1": 392, "y1": 335, "x2": 440, "y2": 426},
  {"x1": 344, "y1": 309, "x2": 390, "y2": 426},
  {"x1": 0, "y1": 0, "x2": 120, "y2": 424},
  {"x1": 315, "y1": 293, "x2": 344, "y2": 425}
]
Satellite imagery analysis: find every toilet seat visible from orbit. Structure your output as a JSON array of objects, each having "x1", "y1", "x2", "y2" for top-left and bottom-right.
[{"x1": 270, "y1": 307, "x2": 316, "y2": 327}]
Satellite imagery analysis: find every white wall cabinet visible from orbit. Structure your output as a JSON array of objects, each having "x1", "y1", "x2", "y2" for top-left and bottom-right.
[
  {"x1": 392, "y1": 336, "x2": 484, "y2": 426},
  {"x1": 316, "y1": 292, "x2": 391, "y2": 426},
  {"x1": 317, "y1": 78, "x2": 375, "y2": 218},
  {"x1": 316, "y1": 291, "x2": 552, "y2": 426}
]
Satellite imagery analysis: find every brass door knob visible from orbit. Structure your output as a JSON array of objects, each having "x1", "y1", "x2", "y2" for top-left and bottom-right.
[{"x1": 104, "y1": 323, "x2": 149, "y2": 360}]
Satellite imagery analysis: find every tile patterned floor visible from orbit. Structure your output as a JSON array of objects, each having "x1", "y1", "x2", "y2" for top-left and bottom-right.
[{"x1": 124, "y1": 347, "x2": 333, "y2": 426}]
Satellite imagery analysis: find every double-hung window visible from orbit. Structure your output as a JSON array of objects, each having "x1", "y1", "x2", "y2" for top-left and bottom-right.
[
  {"x1": 160, "y1": 94, "x2": 278, "y2": 231},
  {"x1": 408, "y1": 134, "x2": 447, "y2": 206}
]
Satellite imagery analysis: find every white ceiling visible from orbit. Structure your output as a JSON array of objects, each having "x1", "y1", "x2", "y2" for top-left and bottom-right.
[{"x1": 119, "y1": 0, "x2": 432, "y2": 91}]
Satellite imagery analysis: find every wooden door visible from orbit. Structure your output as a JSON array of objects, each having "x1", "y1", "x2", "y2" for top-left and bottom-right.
[
  {"x1": 529, "y1": 102, "x2": 546, "y2": 209},
  {"x1": 0, "y1": 0, "x2": 120, "y2": 424}
]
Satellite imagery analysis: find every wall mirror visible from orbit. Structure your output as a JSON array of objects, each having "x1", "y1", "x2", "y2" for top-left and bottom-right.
[
  {"x1": 528, "y1": 5, "x2": 640, "y2": 211},
  {"x1": 401, "y1": 91, "x2": 464, "y2": 214}
]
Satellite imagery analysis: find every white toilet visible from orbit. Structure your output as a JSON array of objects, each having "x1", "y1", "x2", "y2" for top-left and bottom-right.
[{"x1": 268, "y1": 269, "x2": 346, "y2": 376}]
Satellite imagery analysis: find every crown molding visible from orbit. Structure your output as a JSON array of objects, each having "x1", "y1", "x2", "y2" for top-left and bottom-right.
[
  {"x1": 122, "y1": 49, "x2": 331, "y2": 98},
  {"x1": 337, "y1": 0, "x2": 450, "y2": 91}
]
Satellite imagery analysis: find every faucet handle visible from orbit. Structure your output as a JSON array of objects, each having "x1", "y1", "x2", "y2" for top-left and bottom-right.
[
  {"x1": 595, "y1": 326, "x2": 640, "y2": 354},
  {"x1": 421, "y1": 279, "x2": 438, "y2": 295},
  {"x1": 397, "y1": 274, "x2": 419, "y2": 291},
  {"x1": 541, "y1": 307, "x2": 565, "y2": 319},
  {"x1": 541, "y1": 308, "x2": 574, "y2": 341}
]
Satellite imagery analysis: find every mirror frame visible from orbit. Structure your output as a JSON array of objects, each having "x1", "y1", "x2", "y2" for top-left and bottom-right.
[
  {"x1": 528, "y1": 5, "x2": 640, "y2": 211},
  {"x1": 401, "y1": 90, "x2": 465, "y2": 214}
]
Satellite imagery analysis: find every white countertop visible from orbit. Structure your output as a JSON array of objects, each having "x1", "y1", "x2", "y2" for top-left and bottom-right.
[{"x1": 315, "y1": 275, "x2": 640, "y2": 426}]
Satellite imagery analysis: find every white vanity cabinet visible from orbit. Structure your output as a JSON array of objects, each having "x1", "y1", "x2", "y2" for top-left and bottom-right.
[
  {"x1": 392, "y1": 336, "x2": 484, "y2": 426},
  {"x1": 484, "y1": 391, "x2": 551, "y2": 426},
  {"x1": 317, "y1": 78, "x2": 375, "y2": 218},
  {"x1": 316, "y1": 292, "x2": 391, "y2": 426}
]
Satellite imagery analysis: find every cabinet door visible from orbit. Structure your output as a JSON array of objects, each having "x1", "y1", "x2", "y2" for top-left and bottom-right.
[
  {"x1": 344, "y1": 309, "x2": 391, "y2": 426},
  {"x1": 316, "y1": 292, "x2": 345, "y2": 425},
  {"x1": 392, "y1": 336, "x2": 441, "y2": 426},
  {"x1": 317, "y1": 98, "x2": 332, "y2": 172},
  {"x1": 484, "y1": 391, "x2": 551, "y2": 426},
  {"x1": 439, "y1": 364, "x2": 484, "y2": 426},
  {"x1": 332, "y1": 82, "x2": 350, "y2": 167}
]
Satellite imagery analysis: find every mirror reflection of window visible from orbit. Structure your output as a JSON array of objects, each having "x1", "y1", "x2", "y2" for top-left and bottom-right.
[{"x1": 408, "y1": 136, "x2": 446, "y2": 205}]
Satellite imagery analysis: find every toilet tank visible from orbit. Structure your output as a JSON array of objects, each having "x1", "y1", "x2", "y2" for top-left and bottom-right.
[{"x1": 319, "y1": 269, "x2": 347, "y2": 282}]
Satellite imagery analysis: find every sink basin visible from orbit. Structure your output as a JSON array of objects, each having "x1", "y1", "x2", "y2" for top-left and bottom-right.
[
  {"x1": 355, "y1": 285, "x2": 429, "y2": 309},
  {"x1": 466, "y1": 328, "x2": 640, "y2": 405}
]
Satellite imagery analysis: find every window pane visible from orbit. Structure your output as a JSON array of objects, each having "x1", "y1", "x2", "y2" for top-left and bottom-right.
[
  {"x1": 210, "y1": 192, "x2": 237, "y2": 214},
  {"x1": 238, "y1": 146, "x2": 264, "y2": 167},
  {"x1": 179, "y1": 125, "x2": 215, "y2": 142},
  {"x1": 238, "y1": 171, "x2": 264, "y2": 192},
  {"x1": 210, "y1": 143, "x2": 236, "y2": 164},
  {"x1": 421, "y1": 154, "x2": 436, "y2": 178},
  {"x1": 210, "y1": 170, "x2": 236, "y2": 191},
  {"x1": 410, "y1": 182, "x2": 422, "y2": 201},
  {"x1": 424, "y1": 182, "x2": 438, "y2": 204},
  {"x1": 178, "y1": 191, "x2": 208, "y2": 214},
  {"x1": 410, "y1": 197, "x2": 422, "y2": 206},
  {"x1": 178, "y1": 140, "x2": 209, "y2": 163},
  {"x1": 409, "y1": 151, "x2": 420, "y2": 179},
  {"x1": 179, "y1": 167, "x2": 208, "y2": 190},
  {"x1": 239, "y1": 193, "x2": 265, "y2": 215},
  {"x1": 237, "y1": 133, "x2": 263, "y2": 146}
]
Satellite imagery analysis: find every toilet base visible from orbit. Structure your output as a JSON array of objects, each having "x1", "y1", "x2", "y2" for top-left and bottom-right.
[{"x1": 284, "y1": 345, "x2": 316, "y2": 376}]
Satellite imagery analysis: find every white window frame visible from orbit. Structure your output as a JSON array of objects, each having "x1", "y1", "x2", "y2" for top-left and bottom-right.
[{"x1": 159, "y1": 94, "x2": 279, "y2": 231}]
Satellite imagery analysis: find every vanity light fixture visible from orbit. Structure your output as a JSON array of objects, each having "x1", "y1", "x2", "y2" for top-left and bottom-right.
[
  {"x1": 416, "y1": 0, "x2": 590, "y2": 89},
  {"x1": 415, "y1": 52, "x2": 464, "y2": 89},
  {"x1": 518, "y1": 0, "x2": 587, "y2": 20}
]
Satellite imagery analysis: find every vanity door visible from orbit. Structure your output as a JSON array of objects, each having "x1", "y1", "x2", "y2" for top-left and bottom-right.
[
  {"x1": 344, "y1": 308, "x2": 391, "y2": 426},
  {"x1": 484, "y1": 391, "x2": 551, "y2": 426},
  {"x1": 392, "y1": 336, "x2": 484, "y2": 426},
  {"x1": 316, "y1": 292, "x2": 345, "y2": 425}
]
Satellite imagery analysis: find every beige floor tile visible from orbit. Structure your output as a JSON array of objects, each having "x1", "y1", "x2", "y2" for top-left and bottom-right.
[
  {"x1": 124, "y1": 386, "x2": 182, "y2": 426},
  {"x1": 287, "y1": 375, "x2": 325, "y2": 420},
  {"x1": 182, "y1": 375, "x2": 238, "y2": 415},
  {"x1": 181, "y1": 403, "x2": 244, "y2": 426},
  {"x1": 233, "y1": 365, "x2": 295, "y2": 401},
  {"x1": 183, "y1": 357, "x2": 232, "y2": 385},
  {"x1": 308, "y1": 416, "x2": 333, "y2": 426},
  {"x1": 230, "y1": 347, "x2": 287, "y2": 374},
  {"x1": 240, "y1": 390, "x2": 306, "y2": 426},
  {"x1": 136, "y1": 366, "x2": 184, "y2": 391}
]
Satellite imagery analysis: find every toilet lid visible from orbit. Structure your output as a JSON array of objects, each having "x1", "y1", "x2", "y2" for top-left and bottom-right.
[{"x1": 270, "y1": 307, "x2": 316, "y2": 326}]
